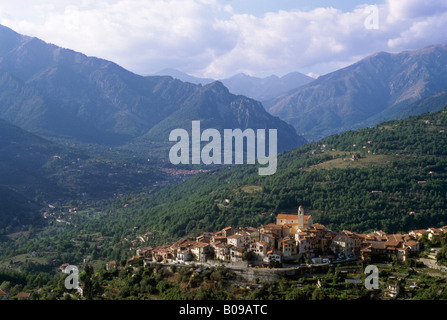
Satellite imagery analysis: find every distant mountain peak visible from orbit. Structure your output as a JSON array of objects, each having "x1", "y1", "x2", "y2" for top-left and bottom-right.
[
  {"x1": 0, "y1": 25, "x2": 305, "y2": 153},
  {"x1": 220, "y1": 71, "x2": 314, "y2": 102},
  {"x1": 153, "y1": 68, "x2": 214, "y2": 85},
  {"x1": 268, "y1": 42, "x2": 447, "y2": 141},
  {"x1": 203, "y1": 80, "x2": 229, "y2": 93}
]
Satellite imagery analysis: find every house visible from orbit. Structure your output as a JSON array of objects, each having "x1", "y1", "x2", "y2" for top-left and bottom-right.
[
  {"x1": 221, "y1": 226, "x2": 235, "y2": 238},
  {"x1": 404, "y1": 240, "x2": 420, "y2": 252},
  {"x1": 388, "y1": 283, "x2": 400, "y2": 298},
  {"x1": 360, "y1": 246, "x2": 372, "y2": 261},
  {"x1": 330, "y1": 235, "x2": 355, "y2": 258},
  {"x1": 106, "y1": 260, "x2": 118, "y2": 271},
  {"x1": 259, "y1": 232, "x2": 276, "y2": 249},
  {"x1": 191, "y1": 242, "x2": 213, "y2": 262},
  {"x1": 176, "y1": 249, "x2": 193, "y2": 263},
  {"x1": 372, "y1": 230, "x2": 388, "y2": 241},
  {"x1": 196, "y1": 232, "x2": 213, "y2": 243},
  {"x1": 279, "y1": 237, "x2": 297, "y2": 257},
  {"x1": 0, "y1": 289, "x2": 9, "y2": 300},
  {"x1": 341, "y1": 230, "x2": 363, "y2": 252},
  {"x1": 296, "y1": 232, "x2": 311, "y2": 257},
  {"x1": 241, "y1": 227, "x2": 260, "y2": 242},
  {"x1": 170, "y1": 239, "x2": 195, "y2": 257},
  {"x1": 136, "y1": 246, "x2": 153, "y2": 258},
  {"x1": 427, "y1": 228, "x2": 443, "y2": 241},
  {"x1": 153, "y1": 245, "x2": 174, "y2": 262},
  {"x1": 59, "y1": 263, "x2": 70, "y2": 273},
  {"x1": 230, "y1": 246, "x2": 245, "y2": 262},
  {"x1": 384, "y1": 235, "x2": 403, "y2": 256},
  {"x1": 211, "y1": 234, "x2": 227, "y2": 244},
  {"x1": 409, "y1": 229, "x2": 427, "y2": 240},
  {"x1": 227, "y1": 234, "x2": 245, "y2": 248},
  {"x1": 396, "y1": 247, "x2": 411, "y2": 262},
  {"x1": 250, "y1": 241, "x2": 269, "y2": 257},
  {"x1": 212, "y1": 242, "x2": 232, "y2": 262},
  {"x1": 360, "y1": 241, "x2": 387, "y2": 261},
  {"x1": 17, "y1": 292, "x2": 31, "y2": 300},
  {"x1": 259, "y1": 223, "x2": 288, "y2": 239},
  {"x1": 265, "y1": 250, "x2": 282, "y2": 265},
  {"x1": 235, "y1": 230, "x2": 252, "y2": 247}
]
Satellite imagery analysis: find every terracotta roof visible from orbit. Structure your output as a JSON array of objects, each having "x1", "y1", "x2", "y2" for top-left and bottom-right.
[
  {"x1": 332, "y1": 234, "x2": 352, "y2": 242},
  {"x1": 369, "y1": 241, "x2": 386, "y2": 250},
  {"x1": 17, "y1": 292, "x2": 31, "y2": 298},
  {"x1": 214, "y1": 242, "x2": 232, "y2": 248},
  {"x1": 194, "y1": 242, "x2": 210, "y2": 248},
  {"x1": 252, "y1": 241, "x2": 268, "y2": 247},
  {"x1": 410, "y1": 229, "x2": 427, "y2": 234},
  {"x1": 228, "y1": 234, "x2": 244, "y2": 239},
  {"x1": 405, "y1": 240, "x2": 420, "y2": 247},
  {"x1": 385, "y1": 241, "x2": 401, "y2": 248},
  {"x1": 277, "y1": 214, "x2": 311, "y2": 221},
  {"x1": 312, "y1": 223, "x2": 328, "y2": 230},
  {"x1": 263, "y1": 223, "x2": 284, "y2": 229},
  {"x1": 387, "y1": 234, "x2": 404, "y2": 242}
]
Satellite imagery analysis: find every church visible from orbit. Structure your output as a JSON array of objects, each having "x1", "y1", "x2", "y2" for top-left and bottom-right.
[{"x1": 276, "y1": 205, "x2": 313, "y2": 234}]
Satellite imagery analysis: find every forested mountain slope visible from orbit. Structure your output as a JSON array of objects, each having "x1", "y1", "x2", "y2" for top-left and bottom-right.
[{"x1": 74, "y1": 107, "x2": 447, "y2": 242}]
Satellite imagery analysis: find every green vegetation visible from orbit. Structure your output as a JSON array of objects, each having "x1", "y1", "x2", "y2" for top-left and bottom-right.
[
  {"x1": 1, "y1": 108, "x2": 447, "y2": 301},
  {"x1": 3, "y1": 257, "x2": 446, "y2": 300},
  {"x1": 83, "y1": 107, "x2": 447, "y2": 241}
]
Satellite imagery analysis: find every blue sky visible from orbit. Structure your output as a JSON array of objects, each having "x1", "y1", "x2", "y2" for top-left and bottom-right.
[
  {"x1": 1, "y1": 0, "x2": 446, "y2": 79},
  {"x1": 226, "y1": 0, "x2": 385, "y2": 16}
]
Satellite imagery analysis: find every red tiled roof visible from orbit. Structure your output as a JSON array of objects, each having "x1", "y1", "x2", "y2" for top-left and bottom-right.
[
  {"x1": 17, "y1": 292, "x2": 31, "y2": 298},
  {"x1": 405, "y1": 240, "x2": 420, "y2": 247}
]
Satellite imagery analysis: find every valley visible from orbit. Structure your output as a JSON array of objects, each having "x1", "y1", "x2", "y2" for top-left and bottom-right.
[{"x1": 1, "y1": 23, "x2": 447, "y2": 303}]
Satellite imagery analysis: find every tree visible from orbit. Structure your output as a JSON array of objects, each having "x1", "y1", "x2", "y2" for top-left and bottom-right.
[
  {"x1": 80, "y1": 264, "x2": 94, "y2": 300},
  {"x1": 311, "y1": 288, "x2": 326, "y2": 300},
  {"x1": 242, "y1": 251, "x2": 255, "y2": 261}
]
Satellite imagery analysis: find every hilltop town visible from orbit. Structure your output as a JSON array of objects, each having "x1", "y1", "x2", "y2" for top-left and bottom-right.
[{"x1": 124, "y1": 206, "x2": 446, "y2": 269}]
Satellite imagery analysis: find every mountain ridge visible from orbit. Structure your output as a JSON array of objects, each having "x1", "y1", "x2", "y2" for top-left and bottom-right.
[
  {"x1": 267, "y1": 43, "x2": 447, "y2": 141},
  {"x1": 153, "y1": 68, "x2": 315, "y2": 102},
  {"x1": 0, "y1": 24, "x2": 305, "y2": 154}
]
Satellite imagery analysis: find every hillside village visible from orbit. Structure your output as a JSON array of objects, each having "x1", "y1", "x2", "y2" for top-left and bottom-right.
[{"x1": 121, "y1": 206, "x2": 446, "y2": 269}]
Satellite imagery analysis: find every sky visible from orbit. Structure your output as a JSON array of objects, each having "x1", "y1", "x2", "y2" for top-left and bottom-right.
[{"x1": 1, "y1": 0, "x2": 447, "y2": 79}]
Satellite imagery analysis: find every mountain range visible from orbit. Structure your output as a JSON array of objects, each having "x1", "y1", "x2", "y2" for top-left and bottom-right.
[
  {"x1": 0, "y1": 24, "x2": 305, "y2": 155},
  {"x1": 266, "y1": 44, "x2": 447, "y2": 141},
  {"x1": 2, "y1": 22, "x2": 447, "y2": 233},
  {"x1": 153, "y1": 68, "x2": 315, "y2": 102}
]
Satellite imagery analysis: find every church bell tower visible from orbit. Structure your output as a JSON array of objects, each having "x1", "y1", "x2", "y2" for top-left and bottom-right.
[{"x1": 298, "y1": 205, "x2": 304, "y2": 229}]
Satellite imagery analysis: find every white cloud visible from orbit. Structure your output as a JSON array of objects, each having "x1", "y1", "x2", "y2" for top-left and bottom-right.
[
  {"x1": 306, "y1": 72, "x2": 319, "y2": 79},
  {"x1": 387, "y1": 0, "x2": 447, "y2": 23},
  {"x1": 1, "y1": 0, "x2": 447, "y2": 78},
  {"x1": 386, "y1": 0, "x2": 447, "y2": 50}
]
